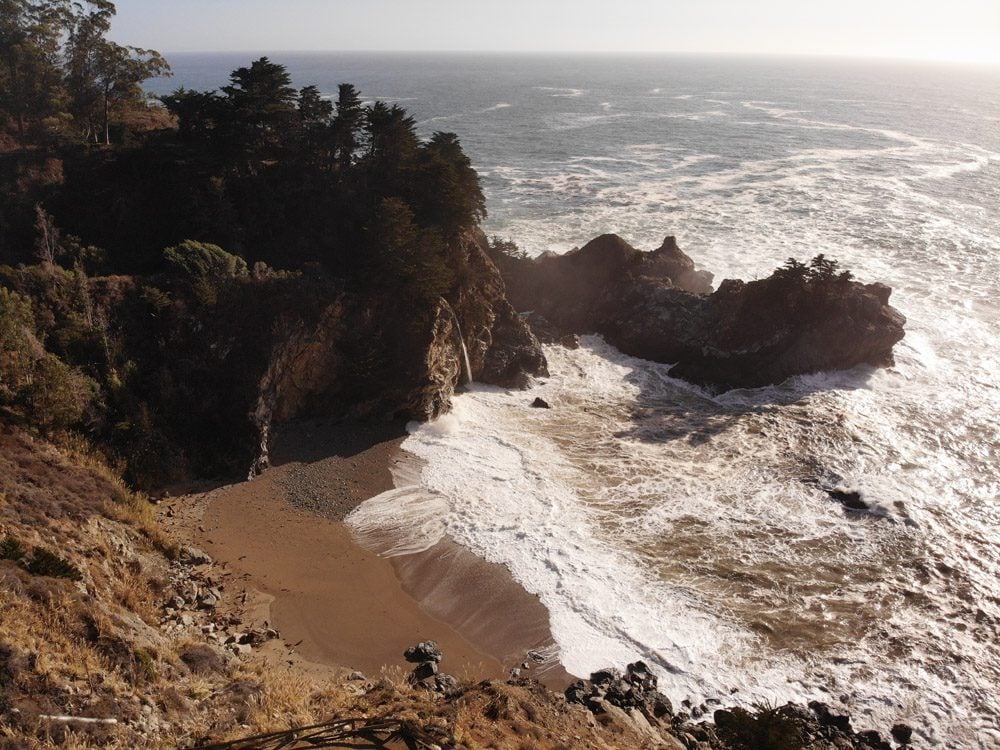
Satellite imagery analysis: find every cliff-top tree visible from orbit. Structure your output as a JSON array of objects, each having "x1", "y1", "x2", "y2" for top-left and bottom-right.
[
  {"x1": 221, "y1": 57, "x2": 297, "y2": 167},
  {"x1": 296, "y1": 84, "x2": 333, "y2": 161},
  {"x1": 0, "y1": 0, "x2": 71, "y2": 141},
  {"x1": 332, "y1": 83, "x2": 364, "y2": 169},
  {"x1": 65, "y1": 0, "x2": 170, "y2": 144},
  {"x1": 1, "y1": 0, "x2": 169, "y2": 144}
]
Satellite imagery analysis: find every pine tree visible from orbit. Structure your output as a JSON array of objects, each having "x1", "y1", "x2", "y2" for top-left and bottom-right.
[{"x1": 331, "y1": 83, "x2": 364, "y2": 169}]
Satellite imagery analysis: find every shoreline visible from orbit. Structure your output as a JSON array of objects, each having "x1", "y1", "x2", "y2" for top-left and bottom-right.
[{"x1": 162, "y1": 418, "x2": 569, "y2": 686}]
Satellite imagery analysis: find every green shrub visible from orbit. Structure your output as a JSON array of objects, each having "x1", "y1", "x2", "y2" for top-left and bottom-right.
[
  {"x1": 163, "y1": 240, "x2": 249, "y2": 280},
  {"x1": 0, "y1": 289, "x2": 41, "y2": 401},
  {"x1": 25, "y1": 547, "x2": 83, "y2": 581},
  {"x1": 25, "y1": 353, "x2": 98, "y2": 432},
  {"x1": 133, "y1": 648, "x2": 157, "y2": 681},
  {"x1": 0, "y1": 536, "x2": 26, "y2": 562}
]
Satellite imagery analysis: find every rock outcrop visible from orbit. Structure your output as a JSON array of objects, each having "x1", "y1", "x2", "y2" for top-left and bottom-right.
[{"x1": 494, "y1": 234, "x2": 905, "y2": 391}]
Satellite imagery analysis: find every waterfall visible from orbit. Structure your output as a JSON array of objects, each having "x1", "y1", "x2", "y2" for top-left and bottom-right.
[
  {"x1": 442, "y1": 299, "x2": 473, "y2": 385},
  {"x1": 453, "y1": 318, "x2": 473, "y2": 386},
  {"x1": 459, "y1": 333, "x2": 473, "y2": 386}
]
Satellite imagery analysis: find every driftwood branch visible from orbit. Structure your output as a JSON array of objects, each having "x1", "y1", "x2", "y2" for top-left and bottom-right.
[
  {"x1": 38, "y1": 714, "x2": 119, "y2": 725},
  {"x1": 193, "y1": 716, "x2": 449, "y2": 750}
]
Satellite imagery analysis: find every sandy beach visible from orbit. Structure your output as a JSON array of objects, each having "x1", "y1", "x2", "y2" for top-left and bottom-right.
[{"x1": 160, "y1": 419, "x2": 567, "y2": 686}]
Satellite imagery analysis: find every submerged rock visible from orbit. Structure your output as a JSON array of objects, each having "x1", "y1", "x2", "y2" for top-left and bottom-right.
[
  {"x1": 495, "y1": 233, "x2": 906, "y2": 391},
  {"x1": 828, "y1": 488, "x2": 869, "y2": 511}
]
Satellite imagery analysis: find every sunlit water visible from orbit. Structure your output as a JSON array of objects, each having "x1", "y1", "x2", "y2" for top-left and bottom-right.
[{"x1": 155, "y1": 54, "x2": 1000, "y2": 747}]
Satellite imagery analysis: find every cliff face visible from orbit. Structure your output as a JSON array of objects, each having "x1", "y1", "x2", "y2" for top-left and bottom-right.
[
  {"x1": 496, "y1": 234, "x2": 905, "y2": 391},
  {"x1": 247, "y1": 234, "x2": 546, "y2": 474},
  {"x1": 453, "y1": 231, "x2": 548, "y2": 389}
]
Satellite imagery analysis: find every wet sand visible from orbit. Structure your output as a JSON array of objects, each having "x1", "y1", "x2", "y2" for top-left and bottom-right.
[{"x1": 165, "y1": 419, "x2": 568, "y2": 685}]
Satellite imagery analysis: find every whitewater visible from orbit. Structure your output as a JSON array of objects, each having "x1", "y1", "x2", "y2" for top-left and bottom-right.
[
  {"x1": 152, "y1": 53, "x2": 1000, "y2": 747},
  {"x1": 337, "y1": 56, "x2": 1000, "y2": 748}
]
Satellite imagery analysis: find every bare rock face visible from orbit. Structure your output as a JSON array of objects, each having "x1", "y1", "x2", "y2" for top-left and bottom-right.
[
  {"x1": 250, "y1": 301, "x2": 346, "y2": 475},
  {"x1": 497, "y1": 233, "x2": 905, "y2": 391},
  {"x1": 249, "y1": 293, "x2": 464, "y2": 473},
  {"x1": 642, "y1": 235, "x2": 714, "y2": 294},
  {"x1": 453, "y1": 231, "x2": 548, "y2": 388},
  {"x1": 397, "y1": 298, "x2": 464, "y2": 421}
]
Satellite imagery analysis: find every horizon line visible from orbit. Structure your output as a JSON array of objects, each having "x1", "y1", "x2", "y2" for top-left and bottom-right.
[{"x1": 152, "y1": 48, "x2": 1000, "y2": 68}]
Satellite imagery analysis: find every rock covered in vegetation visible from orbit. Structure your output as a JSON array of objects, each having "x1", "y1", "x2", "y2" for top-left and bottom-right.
[
  {"x1": 2, "y1": 49, "x2": 547, "y2": 487},
  {"x1": 659, "y1": 273, "x2": 906, "y2": 390},
  {"x1": 1, "y1": 227, "x2": 546, "y2": 485},
  {"x1": 494, "y1": 234, "x2": 905, "y2": 391},
  {"x1": 249, "y1": 233, "x2": 546, "y2": 473}
]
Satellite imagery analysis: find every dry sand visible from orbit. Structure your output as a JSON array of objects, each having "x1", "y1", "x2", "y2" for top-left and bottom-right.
[{"x1": 163, "y1": 419, "x2": 568, "y2": 686}]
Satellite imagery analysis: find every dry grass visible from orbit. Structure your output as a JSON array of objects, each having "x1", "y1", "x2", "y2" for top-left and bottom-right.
[
  {"x1": 0, "y1": 427, "x2": 660, "y2": 750},
  {"x1": 53, "y1": 433, "x2": 175, "y2": 556}
]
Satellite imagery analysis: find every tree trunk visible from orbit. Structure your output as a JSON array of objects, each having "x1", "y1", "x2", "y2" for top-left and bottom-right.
[{"x1": 103, "y1": 90, "x2": 110, "y2": 145}]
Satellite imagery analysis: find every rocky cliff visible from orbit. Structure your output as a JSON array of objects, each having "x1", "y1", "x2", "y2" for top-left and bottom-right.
[
  {"x1": 246, "y1": 232, "x2": 546, "y2": 474},
  {"x1": 494, "y1": 234, "x2": 905, "y2": 391}
]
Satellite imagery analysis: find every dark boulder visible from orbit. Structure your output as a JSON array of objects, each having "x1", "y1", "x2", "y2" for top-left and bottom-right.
[
  {"x1": 565, "y1": 679, "x2": 589, "y2": 705},
  {"x1": 809, "y1": 700, "x2": 854, "y2": 733},
  {"x1": 433, "y1": 673, "x2": 458, "y2": 693},
  {"x1": 404, "y1": 640, "x2": 443, "y2": 664},
  {"x1": 857, "y1": 730, "x2": 893, "y2": 749},
  {"x1": 828, "y1": 488, "x2": 869, "y2": 511},
  {"x1": 891, "y1": 723, "x2": 913, "y2": 745},
  {"x1": 589, "y1": 668, "x2": 623, "y2": 687},
  {"x1": 531, "y1": 397, "x2": 551, "y2": 409},
  {"x1": 625, "y1": 660, "x2": 657, "y2": 691},
  {"x1": 571, "y1": 663, "x2": 673, "y2": 722},
  {"x1": 716, "y1": 701, "x2": 893, "y2": 749},
  {"x1": 409, "y1": 661, "x2": 438, "y2": 683}
]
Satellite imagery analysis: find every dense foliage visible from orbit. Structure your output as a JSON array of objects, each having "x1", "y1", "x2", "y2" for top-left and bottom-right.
[{"x1": 0, "y1": 4, "x2": 493, "y2": 486}]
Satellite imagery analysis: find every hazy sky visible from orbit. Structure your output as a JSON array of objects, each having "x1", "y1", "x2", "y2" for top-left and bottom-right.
[{"x1": 110, "y1": 0, "x2": 1000, "y2": 64}]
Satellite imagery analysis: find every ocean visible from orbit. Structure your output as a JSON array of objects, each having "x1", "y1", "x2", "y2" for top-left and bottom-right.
[{"x1": 151, "y1": 53, "x2": 1000, "y2": 747}]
